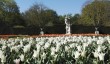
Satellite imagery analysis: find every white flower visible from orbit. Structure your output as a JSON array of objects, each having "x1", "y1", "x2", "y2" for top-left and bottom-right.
[
  {"x1": 51, "y1": 47, "x2": 56, "y2": 56},
  {"x1": 51, "y1": 51, "x2": 55, "y2": 56},
  {"x1": 10, "y1": 46, "x2": 14, "y2": 52},
  {"x1": 0, "y1": 50, "x2": 6, "y2": 63},
  {"x1": 15, "y1": 47, "x2": 19, "y2": 53},
  {"x1": 98, "y1": 53, "x2": 105, "y2": 61},
  {"x1": 20, "y1": 41, "x2": 23, "y2": 47},
  {"x1": 54, "y1": 55, "x2": 58, "y2": 61},
  {"x1": 7, "y1": 44, "x2": 11, "y2": 47},
  {"x1": 29, "y1": 37, "x2": 33, "y2": 41},
  {"x1": 56, "y1": 43, "x2": 61, "y2": 52},
  {"x1": 33, "y1": 50, "x2": 39, "y2": 58},
  {"x1": 23, "y1": 38, "x2": 27, "y2": 41},
  {"x1": 14, "y1": 59, "x2": 20, "y2": 64},
  {"x1": 44, "y1": 43, "x2": 50, "y2": 49},
  {"x1": 39, "y1": 41, "x2": 44, "y2": 46},
  {"x1": 65, "y1": 46, "x2": 69, "y2": 52},
  {"x1": 97, "y1": 39, "x2": 104, "y2": 45},
  {"x1": 2, "y1": 45, "x2": 7, "y2": 50},
  {"x1": 0, "y1": 50, "x2": 3, "y2": 58},
  {"x1": 97, "y1": 45, "x2": 101, "y2": 53},
  {"x1": 51, "y1": 47, "x2": 56, "y2": 52},
  {"x1": 69, "y1": 43, "x2": 75, "y2": 48},
  {"x1": 87, "y1": 38, "x2": 92, "y2": 44},
  {"x1": 36, "y1": 44, "x2": 41, "y2": 50},
  {"x1": 83, "y1": 43, "x2": 88, "y2": 47},
  {"x1": 108, "y1": 39, "x2": 110, "y2": 44},
  {"x1": 1, "y1": 55, "x2": 6, "y2": 63},
  {"x1": 11, "y1": 46, "x2": 19, "y2": 53},
  {"x1": 83, "y1": 43, "x2": 88, "y2": 51},
  {"x1": 81, "y1": 50, "x2": 86, "y2": 57},
  {"x1": 23, "y1": 44, "x2": 31, "y2": 53},
  {"x1": 93, "y1": 51, "x2": 99, "y2": 58},
  {"x1": 11, "y1": 41, "x2": 15, "y2": 46},
  {"x1": 41, "y1": 52, "x2": 46, "y2": 59},
  {"x1": 19, "y1": 54, "x2": 24, "y2": 61},
  {"x1": 74, "y1": 51, "x2": 80, "y2": 59},
  {"x1": 77, "y1": 45, "x2": 82, "y2": 52}
]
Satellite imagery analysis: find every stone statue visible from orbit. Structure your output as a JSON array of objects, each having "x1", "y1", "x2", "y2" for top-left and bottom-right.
[
  {"x1": 40, "y1": 28, "x2": 44, "y2": 35},
  {"x1": 95, "y1": 27, "x2": 99, "y2": 34},
  {"x1": 65, "y1": 15, "x2": 71, "y2": 34}
]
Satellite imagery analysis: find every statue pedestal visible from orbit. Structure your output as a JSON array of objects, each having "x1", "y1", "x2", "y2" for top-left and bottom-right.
[
  {"x1": 66, "y1": 27, "x2": 71, "y2": 34},
  {"x1": 95, "y1": 27, "x2": 99, "y2": 34},
  {"x1": 40, "y1": 28, "x2": 44, "y2": 35},
  {"x1": 95, "y1": 31, "x2": 99, "y2": 34},
  {"x1": 40, "y1": 31, "x2": 44, "y2": 35}
]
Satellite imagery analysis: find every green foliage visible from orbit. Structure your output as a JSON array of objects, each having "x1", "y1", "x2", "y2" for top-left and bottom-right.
[
  {"x1": 0, "y1": 0, "x2": 22, "y2": 27},
  {"x1": 0, "y1": 0, "x2": 25, "y2": 34},
  {"x1": 71, "y1": 14, "x2": 81, "y2": 25},
  {"x1": 58, "y1": 15, "x2": 65, "y2": 24},
  {"x1": 58, "y1": 14, "x2": 80, "y2": 25},
  {"x1": 80, "y1": 1, "x2": 110, "y2": 26},
  {"x1": 45, "y1": 10, "x2": 59, "y2": 26},
  {"x1": 23, "y1": 3, "x2": 59, "y2": 28}
]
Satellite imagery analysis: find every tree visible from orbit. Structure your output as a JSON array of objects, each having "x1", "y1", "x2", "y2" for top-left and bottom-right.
[
  {"x1": 58, "y1": 14, "x2": 81, "y2": 25},
  {"x1": 71, "y1": 14, "x2": 81, "y2": 25},
  {"x1": 0, "y1": 0, "x2": 21, "y2": 26},
  {"x1": 44, "y1": 9, "x2": 59, "y2": 26},
  {"x1": 58, "y1": 15, "x2": 65, "y2": 25},
  {"x1": 0, "y1": 0, "x2": 22, "y2": 34},
  {"x1": 23, "y1": 3, "x2": 59, "y2": 28},
  {"x1": 80, "y1": 0, "x2": 110, "y2": 27},
  {"x1": 23, "y1": 3, "x2": 48, "y2": 27}
]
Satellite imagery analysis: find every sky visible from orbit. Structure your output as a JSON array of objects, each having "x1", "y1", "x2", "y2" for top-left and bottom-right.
[{"x1": 15, "y1": 0, "x2": 87, "y2": 15}]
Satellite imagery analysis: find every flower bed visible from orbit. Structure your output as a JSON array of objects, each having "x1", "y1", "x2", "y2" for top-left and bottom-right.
[
  {"x1": 0, "y1": 35, "x2": 110, "y2": 64},
  {"x1": 0, "y1": 34, "x2": 110, "y2": 38}
]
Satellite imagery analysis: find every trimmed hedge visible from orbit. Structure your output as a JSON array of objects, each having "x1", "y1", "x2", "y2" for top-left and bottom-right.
[{"x1": 0, "y1": 25, "x2": 110, "y2": 35}]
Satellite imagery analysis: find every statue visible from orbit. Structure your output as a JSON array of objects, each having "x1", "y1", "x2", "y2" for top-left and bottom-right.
[
  {"x1": 65, "y1": 15, "x2": 71, "y2": 34},
  {"x1": 95, "y1": 27, "x2": 99, "y2": 34},
  {"x1": 40, "y1": 28, "x2": 44, "y2": 35}
]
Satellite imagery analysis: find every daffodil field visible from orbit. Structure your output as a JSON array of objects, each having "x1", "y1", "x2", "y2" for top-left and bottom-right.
[{"x1": 0, "y1": 35, "x2": 110, "y2": 64}]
